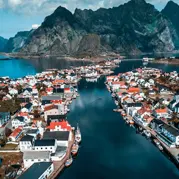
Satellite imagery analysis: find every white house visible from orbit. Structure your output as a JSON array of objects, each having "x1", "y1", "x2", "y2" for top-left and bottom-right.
[
  {"x1": 12, "y1": 116, "x2": 30, "y2": 129},
  {"x1": 34, "y1": 139, "x2": 57, "y2": 153},
  {"x1": 153, "y1": 108, "x2": 170, "y2": 119},
  {"x1": 23, "y1": 151, "x2": 51, "y2": 168},
  {"x1": 19, "y1": 135, "x2": 34, "y2": 152}
]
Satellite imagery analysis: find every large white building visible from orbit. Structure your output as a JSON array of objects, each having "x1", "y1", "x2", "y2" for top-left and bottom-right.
[
  {"x1": 23, "y1": 151, "x2": 51, "y2": 168},
  {"x1": 34, "y1": 139, "x2": 57, "y2": 153}
]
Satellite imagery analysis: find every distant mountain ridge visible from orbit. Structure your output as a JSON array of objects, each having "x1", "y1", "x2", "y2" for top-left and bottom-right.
[
  {"x1": 0, "y1": 37, "x2": 8, "y2": 52},
  {"x1": 4, "y1": 30, "x2": 34, "y2": 53},
  {"x1": 4, "y1": 0, "x2": 179, "y2": 55}
]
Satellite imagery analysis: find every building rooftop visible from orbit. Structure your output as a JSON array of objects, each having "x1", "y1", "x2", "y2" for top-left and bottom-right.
[
  {"x1": 43, "y1": 131, "x2": 69, "y2": 141},
  {"x1": 18, "y1": 162, "x2": 53, "y2": 179},
  {"x1": 23, "y1": 151, "x2": 50, "y2": 160},
  {"x1": 34, "y1": 139, "x2": 56, "y2": 147},
  {"x1": 162, "y1": 123, "x2": 179, "y2": 137},
  {"x1": 20, "y1": 135, "x2": 34, "y2": 142},
  {"x1": 42, "y1": 95, "x2": 62, "y2": 101}
]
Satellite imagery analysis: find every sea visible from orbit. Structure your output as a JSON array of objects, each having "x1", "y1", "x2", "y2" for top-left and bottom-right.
[{"x1": 0, "y1": 55, "x2": 179, "y2": 179}]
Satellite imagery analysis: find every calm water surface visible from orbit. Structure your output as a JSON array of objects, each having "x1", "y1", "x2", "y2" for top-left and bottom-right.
[{"x1": 0, "y1": 57, "x2": 179, "y2": 178}]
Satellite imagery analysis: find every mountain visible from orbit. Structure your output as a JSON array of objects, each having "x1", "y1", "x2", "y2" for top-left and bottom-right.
[
  {"x1": 162, "y1": 1, "x2": 179, "y2": 36},
  {"x1": 4, "y1": 30, "x2": 34, "y2": 53},
  {"x1": 19, "y1": 0, "x2": 179, "y2": 55},
  {"x1": 0, "y1": 37, "x2": 8, "y2": 52}
]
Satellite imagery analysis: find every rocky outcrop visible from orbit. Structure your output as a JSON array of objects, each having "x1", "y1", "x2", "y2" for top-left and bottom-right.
[
  {"x1": 162, "y1": 1, "x2": 179, "y2": 48},
  {"x1": 18, "y1": 0, "x2": 179, "y2": 55},
  {"x1": 4, "y1": 30, "x2": 34, "y2": 52},
  {"x1": 0, "y1": 37, "x2": 7, "y2": 52}
]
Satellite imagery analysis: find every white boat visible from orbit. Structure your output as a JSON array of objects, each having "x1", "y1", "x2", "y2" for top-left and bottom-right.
[
  {"x1": 65, "y1": 155, "x2": 73, "y2": 167},
  {"x1": 71, "y1": 142, "x2": 79, "y2": 155},
  {"x1": 143, "y1": 130, "x2": 151, "y2": 138},
  {"x1": 75, "y1": 124, "x2": 82, "y2": 143}
]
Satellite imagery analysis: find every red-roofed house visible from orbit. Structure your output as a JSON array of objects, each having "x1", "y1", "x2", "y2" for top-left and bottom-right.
[
  {"x1": 47, "y1": 120, "x2": 71, "y2": 131},
  {"x1": 8, "y1": 127, "x2": 23, "y2": 141},
  {"x1": 128, "y1": 87, "x2": 140, "y2": 94},
  {"x1": 64, "y1": 88, "x2": 71, "y2": 93},
  {"x1": 154, "y1": 108, "x2": 169, "y2": 119},
  {"x1": 112, "y1": 81, "x2": 127, "y2": 90}
]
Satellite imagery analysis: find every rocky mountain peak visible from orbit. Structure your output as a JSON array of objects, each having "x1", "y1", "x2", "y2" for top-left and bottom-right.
[
  {"x1": 162, "y1": 1, "x2": 179, "y2": 37},
  {"x1": 11, "y1": 0, "x2": 179, "y2": 55},
  {"x1": 41, "y1": 6, "x2": 76, "y2": 28}
]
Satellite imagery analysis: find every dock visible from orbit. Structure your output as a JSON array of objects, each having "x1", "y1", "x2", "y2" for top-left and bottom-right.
[{"x1": 49, "y1": 134, "x2": 75, "y2": 179}]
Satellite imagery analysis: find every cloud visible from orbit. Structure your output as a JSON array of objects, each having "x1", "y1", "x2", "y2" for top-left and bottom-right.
[
  {"x1": 32, "y1": 24, "x2": 40, "y2": 29},
  {"x1": 0, "y1": 0, "x2": 178, "y2": 16}
]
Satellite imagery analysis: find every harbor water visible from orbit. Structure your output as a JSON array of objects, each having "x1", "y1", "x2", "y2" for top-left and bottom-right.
[{"x1": 0, "y1": 57, "x2": 179, "y2": 178}]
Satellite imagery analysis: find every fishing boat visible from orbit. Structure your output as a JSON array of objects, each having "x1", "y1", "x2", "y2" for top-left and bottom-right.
[
  {"x1": 75, "y1": 124, "x2": 82, "y2": 143},
  {"x1": 71, "y1": 142, "x2": 79, "y2": 155},
  {"x1": 65, "y1": 155, "x2": 73, "y2": 167},
  {"x1": 153, "y1": 139, "x2": 163, "y2": 151},
  {"x1": 143, "y1": 130, "x2": 151, "y2": 138}
]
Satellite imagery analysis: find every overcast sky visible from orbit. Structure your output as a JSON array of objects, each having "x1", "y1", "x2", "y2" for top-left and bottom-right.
[{"x1": 0, "y1": 0, "x2": 178, "y2": 39}]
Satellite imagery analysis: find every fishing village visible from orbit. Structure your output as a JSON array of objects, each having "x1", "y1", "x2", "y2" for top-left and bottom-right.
[
  {"x1": 106, "y1": 65, "x2": 179, "y2": 167},
  {"x1": 0, "y1": 59, "x2": 120, "y2": 179}
]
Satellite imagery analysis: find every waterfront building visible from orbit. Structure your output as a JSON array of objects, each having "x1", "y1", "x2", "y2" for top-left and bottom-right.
[
  {"x1": 151, "y1": 119, "x2": 179, "y2": 148},
  {"x1": 34, "y1": 139, "x2": 57, "y2": 153},
  {"x1": 19, "y1": 162, "x2": 54, "y2": 179},
  {"x1": 47, "y1": 121, "x2": 71, "y2": 131},
  {"x1": 43, "y1": 131, "x2": 70, "y2": 147},
  {"x1": 23, "y1": 151, "x2": 51, "y2": 168}
]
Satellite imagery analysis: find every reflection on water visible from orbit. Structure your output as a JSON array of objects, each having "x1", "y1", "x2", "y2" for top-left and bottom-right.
[
  {"x1": 0, "y1": 56, "x2": 91, "y2": 78},
  {"x1": 60, "y1": 62, "x2": 179, "y2": 179}
]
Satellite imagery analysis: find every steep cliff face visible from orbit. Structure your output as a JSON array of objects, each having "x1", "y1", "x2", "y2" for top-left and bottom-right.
[
  {"x1": 162, "y1": 1, "x2": 179, "y2": 47},
  {"x1": 4, "y1": 30, "x2": 34, "y2": 53},
  {"x1": 21, "y1": 6, "x2": 86, "y2": 55},
  {"x1": 0, "y1": 37, "x2": 7, "y2": 52},
  {"x1": 20, "y1": 0, "x2": 179, "y2": 55}
]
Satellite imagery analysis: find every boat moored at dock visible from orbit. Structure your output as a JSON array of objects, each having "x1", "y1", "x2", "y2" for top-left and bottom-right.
[
  {"x1": 65, "y1": 155, "x2": 73, "y2": 167},
  {"x1": 75, "y1": 124, "x2": 82, "y2": 143}
]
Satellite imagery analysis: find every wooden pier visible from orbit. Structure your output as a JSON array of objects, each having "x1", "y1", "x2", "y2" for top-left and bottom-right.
[{"x1": 48, "y1": 134, "x2": 75, "y2": 179}]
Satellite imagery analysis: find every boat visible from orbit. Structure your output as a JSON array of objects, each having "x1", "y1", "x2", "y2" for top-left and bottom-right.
[
  {"x1": 143, "y1": 130, "x2": 151, "y2": 138},
  {"x1": 153, "y1": 139, "x2": 163, "y2": 151},
  {"x1": 121, "y1": 111, "x2": 126, "y2": 116},
  {"x1": 129, "y1": 120, "x2": 134, "y2": 125},
  {"x1": 75, "y1": 124, "x2": 82, "y2": 143},
  {"x1": 115, "y1": 100, "x2": 118, "y2": 105},
  {"x1": 65, "y1": 155, "x2": 73, "y2": 167},
  {"x1": 71, "y1": 142, "x2": 79, "y2": 155}
]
